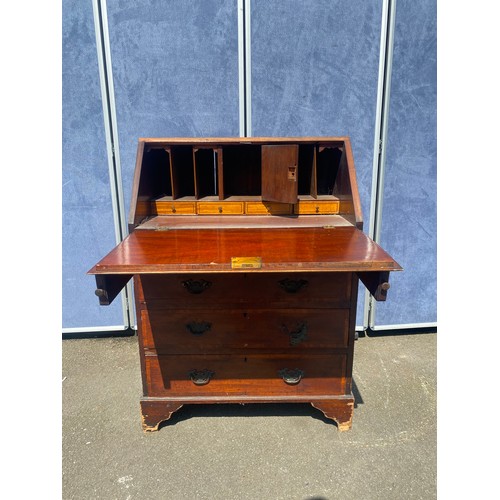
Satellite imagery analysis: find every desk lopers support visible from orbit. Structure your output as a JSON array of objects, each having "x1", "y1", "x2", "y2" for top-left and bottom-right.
[{"x1": 89, "y1": 137, "x2": 402, "y2": 432}]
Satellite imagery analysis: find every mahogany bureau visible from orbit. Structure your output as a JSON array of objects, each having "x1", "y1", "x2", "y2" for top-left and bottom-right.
[{"x1": 89, "y1": 137, "x2": 401, "y2": 432}]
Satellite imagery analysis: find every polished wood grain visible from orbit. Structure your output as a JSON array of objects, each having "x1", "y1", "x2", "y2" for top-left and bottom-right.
[
  {"x1": 153, "y1": 200, "x2": 196, "y2": 215},
  {"x1": 140, "y1": 307, "x2": 350, "y2": 352},
  {"x1": 135, "y1": 272, "x2": 352, "y2": 309},
  {"x1": 128, "y1": 138, "x2": 363, "y2": 231},
  {"x1": 343, "y1": 139, "x2": 363, "y2": 228},
  {"x1": 136, "y1": 214, "x2": 355, "y2": 230},
  {"x1": 197, "y1": 201, "x2": 244, "y2": 215},
  {"x1": 140, "y1": 396, "x2": 354, "y2": 432},
  {"x1": 294, "y1": 200, "x2": 340, "y2": 215},
  {"x1": 138, "y1": 137, "x2": 347, "y2": 146},
  {"x1": 93, "y1": 137, "x2": 401, "y2": 433},
  {"x1": 88, "y1": 226, "x2": 401, "y2": 275},
  {"x1": 144, "y1": 353, "x2": 347, "y2": 397},
  {"x1": 245, "y1": 201, "x2": 292, "y2": 215},
  {"x1": 261, "y1": 144, "x2": 299, "y2": 204}
]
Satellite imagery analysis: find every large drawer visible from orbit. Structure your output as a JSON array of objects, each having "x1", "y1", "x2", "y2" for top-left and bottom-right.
[
  {"x1": 136, "y1": 272, "x2": 352, "y2": 309},
  {"x1": 140, "y1": 308, "x2": 349, "y2": 352},
  {"x1": 144, "y1": 353, "x2": 347, "y2": 397}
]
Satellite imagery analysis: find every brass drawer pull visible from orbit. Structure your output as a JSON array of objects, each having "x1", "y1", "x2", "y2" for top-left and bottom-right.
[
  {"x1": 185, "y1": 321, "x2": 212, "y2": 335},
  {"x1": 278, "y1": 278, "x2": 308, "y2": 293},
  {"x1": 188, "y1": 369, "x2": 215, "y2": 386},
  {"x1": 182, "y1": 279, "x2": 212, "y2": 294},
  {"x1": 278, "y1": 368, "x2": 304, "y2": 385},
  {"x1": 281, "y1": 322, "x2": 308, "y2": 346}
]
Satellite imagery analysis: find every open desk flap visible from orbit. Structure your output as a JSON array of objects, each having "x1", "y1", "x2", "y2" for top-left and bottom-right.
[{"x1": 88, "y1": 226, "x2": 402, "y2": 305}]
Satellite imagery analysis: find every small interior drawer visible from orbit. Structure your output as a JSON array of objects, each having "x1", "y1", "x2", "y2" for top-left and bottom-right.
[
  {"x1": 294, "y1": 200, "x2": 340, "y2": 215},
  {"x1": 197, "y1": 201, "x2": 244, "y2": 215},
  {"x1": 245, "y1": 201, "x2": 293, "y2": 215},
  {"x1": 153, "y1": 200, "x2": 196, "y2": 215}
]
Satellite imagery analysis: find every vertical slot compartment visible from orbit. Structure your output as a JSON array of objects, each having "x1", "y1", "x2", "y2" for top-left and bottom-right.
[
  {"x1": 141, "y1": 147, "x2": 172, "y2": 198},
  {"x1": 194, "y1": 148, "x2": 217, "y2": 199},
  {"x1": 316, "y1": 146, "x2": 342, "y2": 196},
  {"x1": 170, "y1": 145, "x2": 195, "y2": 199},
  {"x1": 297, "y1": 144, "x2": 316, "y2": 197},
  {"x1": 222, "y1": 145, "x2": 261, "y2": 197}
]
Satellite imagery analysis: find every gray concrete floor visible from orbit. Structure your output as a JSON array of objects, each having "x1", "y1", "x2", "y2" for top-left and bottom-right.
[{"x1": 62, "y1": 332, "x2": 436, "y2": 500}]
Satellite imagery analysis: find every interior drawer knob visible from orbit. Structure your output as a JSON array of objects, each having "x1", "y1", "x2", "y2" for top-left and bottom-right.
[
  {"x1": 278, "y1": 368, "x2": 304, "y2": 385},
  {"x1": 182, "y1": 279, "x2": 212, "y2": 294},
  {"x1": 185, "y1": 321, "x2": 212, "y2": 335},
  {"x1": 188, "y1": 369, "x2": 215, "y2": 386},
  {"x1": 278, "y1": 278, "x2": 308, "y2": 293}
]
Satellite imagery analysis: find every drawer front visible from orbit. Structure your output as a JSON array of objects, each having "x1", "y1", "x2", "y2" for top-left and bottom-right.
[
  {"x1": 197, "y1": 201, "x2": 244, "y2": 215},
  {"x1": 245, "y1": 201, "x2": 293, "y2": 215},
  {"x1": 153, "y1": 200, "x2": 196, "y2": 215},
  {"x1": 137, "y1": 273, "x2": 352, "y2": 309},
  {"x1": 145, "y1": 353, "x2": 347, "y2": 397},
  {"x1": 140, "y1": 308, "x2": 350, "y2": 351},
  {"x1": 293, "y1": 201, "x2": 339, "y2": 215}
]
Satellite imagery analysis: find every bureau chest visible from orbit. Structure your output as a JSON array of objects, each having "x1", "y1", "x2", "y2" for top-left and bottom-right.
[{"x1": 89, "y1": 137, "x2": 401, "y2": 431}]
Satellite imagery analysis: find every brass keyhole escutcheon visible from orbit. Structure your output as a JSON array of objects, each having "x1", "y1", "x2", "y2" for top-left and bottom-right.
[
  {"x1": 287, "y1": 166, "x2": 297, "y2": 181},
  {"x1": 278, "y1": 278, "x2": 308, "y2": 293},
  {"x1": 281, "y1": 322, "x2": 308, "y2": 346},
  {"x1": 185, "y1": 321, "x2": 212, "y2": 335},
  {"x1": 182, "y1": 279, "x2": 212, "y2": 294},
  {"x1": 315, "y1": 206, "x2": 320, "y2": 213}
]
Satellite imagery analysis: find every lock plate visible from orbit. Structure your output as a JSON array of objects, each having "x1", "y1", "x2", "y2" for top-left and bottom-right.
[{"x1": 231, "y1": 257, "x2": 262, "y2": 269}]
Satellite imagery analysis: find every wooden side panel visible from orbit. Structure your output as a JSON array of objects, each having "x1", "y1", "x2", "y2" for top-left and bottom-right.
[
  {"x1": 128, "y1": 140, "x2": 146, "y2": 230},
  {"x1": 128, "y1": 142, "x2": 172, "y2": 229},
  {"x1": 340, "y1": 138, "x2": 363, "y2": 228},
  {"x1": 262, "y1": 145, "x2": 299, "y2": 203}
]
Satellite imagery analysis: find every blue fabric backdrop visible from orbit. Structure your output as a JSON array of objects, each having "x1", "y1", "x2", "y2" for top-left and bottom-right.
[
  {"x1": 106, "y1": 0, "x2": 240, "y2": 215},
  {"x1": 62, "y1": 0, "x2": 436, "y2": 329},
  {"x1": 62, "y1": 0, "x2": 124, "y2": 328},
  {"x1": 251, "y1": 0, "x2": 384, "y2": 325},
  {"x1": 376, "y1": 0, "x2": 437, "y2": 325}
]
